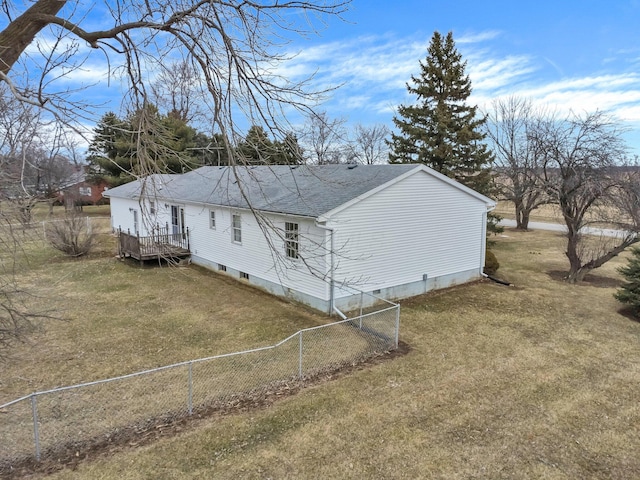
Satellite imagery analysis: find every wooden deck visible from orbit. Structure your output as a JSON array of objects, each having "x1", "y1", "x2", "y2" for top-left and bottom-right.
[{"x1": 117, "y1": 226, "x2": 190, "y2": 264}]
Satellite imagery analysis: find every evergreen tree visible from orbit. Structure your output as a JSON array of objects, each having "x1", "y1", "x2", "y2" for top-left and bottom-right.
[
  {"x1": 388, "y1": 31, "x2": 494, "y2": 195},
  {"x1": 615, "y1": 247, "x2": 640, "y2": 317},
  {"x1": 236, "y1": 126, "x2": 304, "y2": 165},
  {"x1": 87, "y1": 108, "x2": 215, "y2": 185},
  {"x1": 86, "y1": 112, "x2": 136, "y2": 186},
  {"x1": 237, "y1": 125, "x2": 275, "y2": 164}
]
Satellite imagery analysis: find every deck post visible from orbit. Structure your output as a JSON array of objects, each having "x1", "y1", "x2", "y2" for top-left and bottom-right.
[{"x1": 136, "y1": 230, "x2": 143, "y2": 266}]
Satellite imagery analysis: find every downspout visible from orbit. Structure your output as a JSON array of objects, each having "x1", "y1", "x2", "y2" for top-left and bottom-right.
[
  {"x1": 315, "y1": 221, "x2": 336, "y2": 316},
  {"x1": 481, "y1": 203, "x2": 496, "y2": 278}
]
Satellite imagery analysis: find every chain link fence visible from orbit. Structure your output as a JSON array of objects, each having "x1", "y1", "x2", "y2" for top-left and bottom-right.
[
  {"x1": 0, "y1": 296, "x2": 399, "y2": 472},
  {"x1": 0, "y1": 216, "x2": 110, "y2": 243}
]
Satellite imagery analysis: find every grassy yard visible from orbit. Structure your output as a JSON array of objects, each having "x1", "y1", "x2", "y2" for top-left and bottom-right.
[
  {"x1": 1, "y1": 214, "x2": 328, "y2": 404},
  {"x1": 3, "y1": 222, "x2": 640, "y2": 479}
]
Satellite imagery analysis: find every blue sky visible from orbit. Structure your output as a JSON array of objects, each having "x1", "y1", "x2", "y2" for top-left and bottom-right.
[
  {"x1": 301, "y1": 0, "x2": 640, "y2": 151},
  {"x1": 18, "y1": 0, "x2": 640, "y2": 153}
]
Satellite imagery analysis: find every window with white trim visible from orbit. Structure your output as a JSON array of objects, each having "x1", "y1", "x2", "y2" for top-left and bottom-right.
[
  {"x1": 209, "y1": 210, "x2": 216, "y2": 229},
  {"x1": 232, "y1": 213, "x2": 242, "y2": 243},
  {"x1": 285, "y1": 222, "x2": 299, "y2": 259},
  {"x1": 149, "y1": 201, "x2": 155, "y2": 215},
  {"x1": 79, "y1": 186, "x2": 92, "y2": 196}
]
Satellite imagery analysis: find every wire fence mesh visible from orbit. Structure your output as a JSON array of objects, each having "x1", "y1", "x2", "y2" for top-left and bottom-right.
[{"x1": 0, "y1": 296, "x2": 399, "y2": 472}]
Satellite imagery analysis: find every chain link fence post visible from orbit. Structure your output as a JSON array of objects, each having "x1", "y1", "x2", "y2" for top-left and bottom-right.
[
  {"x1": 187, "y1": 362, "x2": 193, "y2": 415},
  {"x1": 298, "y1": 331, "x2": 303, "y2": 379},
  {"x1": 31, "y1": 394, "x2": 41, "y2": 461},
  {"x1": 395, "y1": 305, "x2": 400, "y2": 349}
]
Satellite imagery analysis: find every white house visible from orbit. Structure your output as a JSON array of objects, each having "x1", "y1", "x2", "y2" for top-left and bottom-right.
[{"x1": 103, "y1": 164, "x2": 496, "y2": 314}]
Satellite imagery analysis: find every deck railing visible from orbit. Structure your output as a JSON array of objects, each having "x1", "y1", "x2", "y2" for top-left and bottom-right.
[{"x1": 118, "y1": 224, "x2": 190, "y2": 259}]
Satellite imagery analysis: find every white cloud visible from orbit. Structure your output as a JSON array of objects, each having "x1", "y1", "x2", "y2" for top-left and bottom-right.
[{"x1": 457, "y1": 30, "x2": 502, "y2": 44}]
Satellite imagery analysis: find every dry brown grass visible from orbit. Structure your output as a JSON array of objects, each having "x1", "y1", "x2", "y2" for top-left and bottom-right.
[
  {"x1": 1, "y1": 232, "x2": 327, "y2": 404},
  {"x1": 494, "y1": 200, "x2": 564, "y2": 224},
  {"x1": 7, "y1": 227, "x2": 630, "y2": 479}
]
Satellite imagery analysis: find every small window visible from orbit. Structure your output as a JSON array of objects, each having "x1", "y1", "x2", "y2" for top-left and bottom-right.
[
  {"x1": 149, "y1": 201, "x2": 155, "y2": 215},
  {"x1": 285, "y1": 222, "x2": 299, "y2": 259},
  {"x1": 218, "y1": 264, "x2": 227, "y2": 272},
  {"x1": 209, "y1": 210, "x2": 216, "y2": 229},
  {"x1": 240, "y1": 271, "x2": 249, "y2": 280},
  {"x1": 232, "y1": 214, "x2": 242, "y2": 243}
]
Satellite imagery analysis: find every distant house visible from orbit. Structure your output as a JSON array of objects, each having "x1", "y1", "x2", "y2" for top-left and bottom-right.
[
  {"x1": 58, "y1": 166, "x2": 109, "y2": 206},
  {"x1": 104, "y1": 164, "x2": 496, "y2": 314}
]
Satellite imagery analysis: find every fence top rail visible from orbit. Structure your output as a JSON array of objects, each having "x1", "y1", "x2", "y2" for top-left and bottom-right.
[
  {"x1": 0, "y1": 298, "x2": 399, "y2": 409},
  {"x1": 1, "y1": 217, "x2": 109, "y2": 229}
]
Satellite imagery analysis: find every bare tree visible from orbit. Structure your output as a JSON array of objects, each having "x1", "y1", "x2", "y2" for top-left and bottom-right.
[
  {"x1": 532, "y1": 111, "x2": 640, "y2": 282},
  {"x1": 303, "y1": 111, "x2": 348, "y2": 164},
  {"x1": 484, "y1": 97, "x2": 548, "y2": 230},
  {"x1": 0, "y1": 1, "x2": 350, "y2": 356},
  {"x1": 348, "y1": 123, "x2": 390, "y2": 165},
  {"x1": 151, "y1": 60, "x2": 204, "y2": 124},
  {"x1": 0, "y1": 1, "x2": 349, "y2": 163}
]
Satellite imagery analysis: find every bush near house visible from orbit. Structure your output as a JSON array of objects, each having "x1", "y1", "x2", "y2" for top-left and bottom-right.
[{"x1": 484, "y1": 249, "x2": 500, "y2": 275}]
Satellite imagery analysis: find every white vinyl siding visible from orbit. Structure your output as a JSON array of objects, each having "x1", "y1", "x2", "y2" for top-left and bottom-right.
[
  {"x1": 186, "y1": 206, "x2": 328, "y2": 301},
  {"x1": 329, "y1": 170, "x2": 486, "y2": 297}
]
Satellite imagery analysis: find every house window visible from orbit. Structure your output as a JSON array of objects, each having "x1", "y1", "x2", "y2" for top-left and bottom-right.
[
  {"x1": 285, "y1": 222, "x2": 299, "y2": 259},
  {"x1": 232, "y1": 214, "x2": 242, "y2": 243},
  {"x1": 149, "y1": 201, "x2": 155, "y2": 215},
  {"x1": 79, "y1": 186, "x2": 92, "y2": 196},
  {"x1": 132, "y1": 209, "x2": 139, "y2": 235},
  {"x1": 218, "y1": 264, "x2": 227, "y2": 272},
  {"x1": 240, "y1": 271, "x2": 249, "y2": 280},
  {"x1": 209, "y1": 210, "x2": 216, "y2": 229}
]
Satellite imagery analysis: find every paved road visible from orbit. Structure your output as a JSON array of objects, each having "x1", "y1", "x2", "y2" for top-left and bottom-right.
[{"x1": 499, "y1": 219, "x2": 629, "y2": 238}]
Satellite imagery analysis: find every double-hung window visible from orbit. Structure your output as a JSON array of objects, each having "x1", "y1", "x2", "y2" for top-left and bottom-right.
[
  {"x1": 232, "y1": 214, "x2": 242, "y2": 243},
  {"x1": 285, "y1": 222, "x2": 299, "y2": 259}
]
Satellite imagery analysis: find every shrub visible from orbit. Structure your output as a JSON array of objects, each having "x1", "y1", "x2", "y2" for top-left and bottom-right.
[
  {"x1": 484, "y1": 249, "x2": 500, "y2": 276},
  {"x1": 47, "y1": 213, "x2": 95, "y2": 257},
  {"x1": 614, "y1": 247, "x2": 640, "y2": 317}
]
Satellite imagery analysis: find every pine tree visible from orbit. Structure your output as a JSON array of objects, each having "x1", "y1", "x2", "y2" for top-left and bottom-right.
[
  {"x1": 388, "y1": 31, "x2": 494, "y2": 195},
  {"x1": 87, "y1": 108, "x2": 210, "y2": 185},
  {"x1": 615, "y1": 247, "x2": 640, "y2": 317}
]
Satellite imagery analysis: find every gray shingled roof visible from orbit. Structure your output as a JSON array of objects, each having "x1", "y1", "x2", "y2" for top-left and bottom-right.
[{"x1": 104, "y1": 164, "x2": 424, "y2": 218}]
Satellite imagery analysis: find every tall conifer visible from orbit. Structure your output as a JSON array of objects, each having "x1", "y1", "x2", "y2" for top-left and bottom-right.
[{"x1": 389, "y1": 31, "x2": 493, "y2": 195}]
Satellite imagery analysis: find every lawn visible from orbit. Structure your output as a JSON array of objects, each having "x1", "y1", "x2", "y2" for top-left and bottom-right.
[
  {"x1": 1, "y1": 213, "x2": 329, "y2": 403},
  {"x1": 4, "y1": 222, "x2": 640, "y2": 479}
]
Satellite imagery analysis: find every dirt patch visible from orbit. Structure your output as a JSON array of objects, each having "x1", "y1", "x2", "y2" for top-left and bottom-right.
[{"x1": 2, "y1": 342, "x2": 410, "y2": 479}]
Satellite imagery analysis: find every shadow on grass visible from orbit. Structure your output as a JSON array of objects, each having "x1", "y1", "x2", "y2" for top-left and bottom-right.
[
  {"x1": 617, "y1": 306, "x2": 640, "y2": 323},
  {"x1": 547, "y1": 270, "x2": 622, "y2": 289}
]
